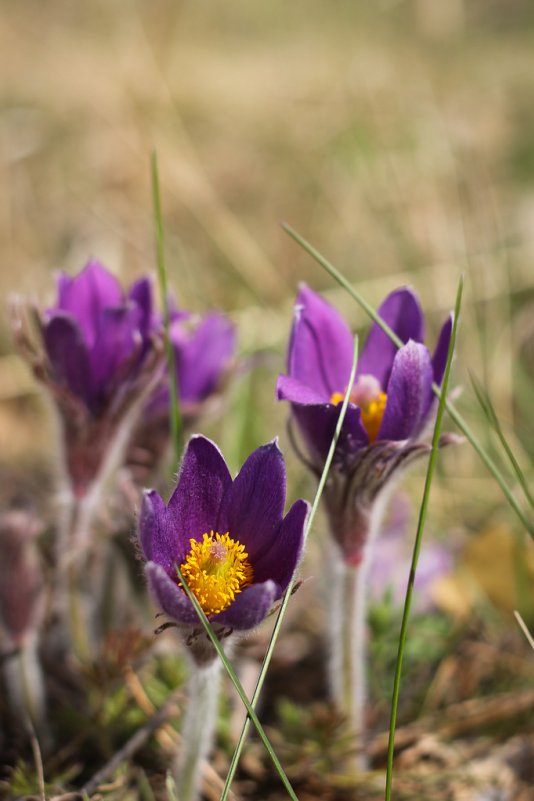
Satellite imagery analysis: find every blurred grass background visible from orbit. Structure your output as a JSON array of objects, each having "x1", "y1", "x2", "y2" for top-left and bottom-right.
[{"x1": 1, "y1": 0, "x2": 534, "y2": 615}]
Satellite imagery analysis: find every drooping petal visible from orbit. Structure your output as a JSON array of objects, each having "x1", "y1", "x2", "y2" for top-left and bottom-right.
[
  {"x1": 378, "y1": 341, "x2": 434, "y2": 441},
  {"x1": 56, "y1": 262, "x2": 123, "y2": 347},
  {"x1": 145, "y1": 562, "x2": 199, "y2": 626},
  {"x1": 139, "y1": 489, "x2": 189, "y2": 570},
  {"x1": 287, "y1": 285, "x2": 353, "y2": 398},
  {"x1": 214, "y1": 581, "x2": 277, "y2": 630},
  {"x1": 431, "y1": 313, "x2": 453, "y2": 387},
  {"x1": 357, "y1": 288, "x2": 424, "y2": 388},
  {"x1": 218, "y1": 441, "x2": 286, "y2": 562},
  {"x1": 253, "y1": 499, "x2": 308, "y2": 594},
  {"x1": 174, "y1": 313, "x2": 235, "y2": 404},
  {"x1": 276, "y1": 374, "x2": 328, "y2": 406},
  {"x1": 43, "y1": 314, "x2": 93, "y2": 410},
  {"x1": 291, "y1": 403, "x2": 369, "y2": 466},
  {"x1": 166, "y1": 435, "x2": 232, "y2": 543}
]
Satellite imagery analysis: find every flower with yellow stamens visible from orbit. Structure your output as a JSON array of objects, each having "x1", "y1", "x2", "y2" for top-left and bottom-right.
[{"x1": 138, "y1": 435, "x2": 309, "y2": 660}]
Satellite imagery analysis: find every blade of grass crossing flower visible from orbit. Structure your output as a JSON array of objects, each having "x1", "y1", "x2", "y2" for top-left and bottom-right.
[
  {"x1": 514, "y1": 610, "x2": 534, "y2": 652},
  {"x1": 221, "y1": 336, "x2": 359, "y2": 801},
  {"x1": 174, "y1": 564, "x2": 300, "y2": 801},
  {"x1": 151, "y1": 152, "x2": 183, "y2": 466},
  {"x1": 384, "y1": 275, "x2": 462, "y2": 801},
  {"x1": 282, "y1": 223, "x2": 534, "y2": 541},
  {"x1": 470, "y1": 374, "x2": 534, "y2": 510}
]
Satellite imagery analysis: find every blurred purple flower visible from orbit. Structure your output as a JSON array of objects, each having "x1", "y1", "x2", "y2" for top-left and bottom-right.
[
  {"x1": 369, "y1": 494, "x2": 453, "y2": 612},
  {"x1": 277, "y1": 285, "x2": 453, "y2": 565},
  {"x1": 14, "y1": 261, "x2": 163, "y2": 496},
  {"x1": 43, "y1": 261, "x2": 156, "y2": 416},
  {"x1": 147, "y1": 310, "x2": 236, "y2": 420},
  {"x1": 139, "y1": 435, "x2": 308, "y2": 663},
  {"x1": 127, "y1": 309, "x2": 236, "y2": 482}
]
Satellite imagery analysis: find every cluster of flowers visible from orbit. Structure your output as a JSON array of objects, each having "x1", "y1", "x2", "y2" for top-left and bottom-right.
[
  {"x1": 4, "y1": 258, "x2": 452, "y2": 792},
  {"x1": 7, "y1": 259, "x2": 453, "y2": 650}
]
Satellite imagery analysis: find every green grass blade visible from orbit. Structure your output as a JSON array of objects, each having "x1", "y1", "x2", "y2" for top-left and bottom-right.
[
  {"x1": 384, "y1": 274, "x2": 463, "y2": 801},
  {"x1": 514, "y1": 610, "x2": 534, "y2": 651},
  {"x1": 151, "y1": 151, "x2": 183, "y2": 467},
  {"x1": 281, "y1": 223, "x2": 534, "y2": 540},
  {"x1": 220, "y1": 336, "x2": 359, "y2": 801},
  {"x1": 470, "y1": 374, "x2": 534, "y2": 510},
  {"x1": 175, "y1": 564, "x2": 300, "y2": 801}
]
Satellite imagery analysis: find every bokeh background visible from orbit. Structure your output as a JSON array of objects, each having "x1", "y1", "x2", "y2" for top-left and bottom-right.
[
  {"x1": 1, "y1": 2, "x2": 534, "y2": 797},
  {"x1": 2, "y1": 0, "x2": 534, "y2": 616}
]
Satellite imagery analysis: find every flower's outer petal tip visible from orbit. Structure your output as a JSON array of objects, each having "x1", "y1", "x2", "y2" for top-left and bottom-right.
[
  {"x1": 167, "y1": 434, "x2": 232, "y2": 542},
  {"x1": 432, "y1": 312, "x2": 454, "y2": 387},
  {"x1": 378, "y1": 340, "x2": 433, "y2": 441},
  {"x1": 223, "y1": 440, "x2": 287, "y2": 560},
  {"x1": 145, "y1": 562, "x2": 199, "y2": 626},
  {"x1": 214, "y1": 580, "x2": 278, "y2": 630},
  {"x1": 138, "y1": 489, "x2": 168, "y2": 564},
  {"x1": 253, "y1": 497, "x2": 309, "y2": 593}
]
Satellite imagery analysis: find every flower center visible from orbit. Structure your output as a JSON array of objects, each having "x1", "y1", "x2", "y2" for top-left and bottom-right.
[
  {"x1": 331, "y1": 374, "x2": 387, "y2": 444},
  {"x1": 179, "y1": 531, "x2": 253, "y2": 616}
]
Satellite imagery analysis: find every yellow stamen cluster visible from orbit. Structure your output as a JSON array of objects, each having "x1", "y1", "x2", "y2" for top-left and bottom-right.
[
  {"x1": 359, "y1": 391, "x2": 387, "y2": 443},
  {"x1": 330, "y1": 388, "x2": 388, "y2": 444},
  {"x1": 179, "y1": 531, "x2": 253, "y2": 616}
]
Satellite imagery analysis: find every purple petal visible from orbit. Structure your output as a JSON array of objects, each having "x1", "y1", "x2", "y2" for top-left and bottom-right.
[
  {"x1": 139, "y1": 490, "x2": 189, "y2": 571},
  {"x1": 43, "y1": 314, "x2": 93, "y2": 409},
  {"x1": 276, "y1": 374, "x2": 328, "y2": 406},
  {"x1": 287, "y1": 285, "x2": 353, "y2": 397},
  {"x1": 129, "y1": 277, "x2": 154, "y2": 341},
  {"x1": 378, "y1": 341, "x2": 434, "y2": 441},
  {"x1": 174, "y1": 313, "x2": 236, "y2": 404},
  {"x1": 291, "y1": 403, "x2": 369, "y2": 466},
  {"x1": 357, "y1": 288, "x2": 424, "y2": 388},
  {"x1": 89, "y1": 305, "x2": 140, "y2": 397},
  {"x1": 253, "y1": 499, "x2": 308, "y2": 595},
  {"x1": 145, "y1": 562, "x2": 198, "y2": 626},
  {"x1": 218, "y1": 441, "x2": 286, "y2": 562},
  {"x1": 431, "y1": 313, "x2": 453, "y2": 387},
  {"x1": 55, "y1": 261, "x2": 123, "y2": 347},
  {"x1": 214, "y1": 581, "x2": 277, "y2": 630},
  {"x1": 167, "y1": 435, "x2": 232, "y2": 543}
]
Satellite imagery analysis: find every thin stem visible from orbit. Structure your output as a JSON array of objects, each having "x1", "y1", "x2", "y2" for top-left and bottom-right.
[
  {"x1": 281, "y1": 223, "x2": 534, "y2": 540},
  {"x1": 176, "y1": 565, "x2": 300, "y2": 801},
  {"x1": 175, "y1": 662, "x2": 221, "y2": 801},
  {"x1": 346, "y1": 561, "x2": 368, "y2": 768},
  {"x1": 326, "y1": 548, "x2": 370, "y2": 771},
  {"x1": 514, "y1": 610, "x2": 534, "y2": 652},
  {"x1": 220, "y1": 336, "x2": 359, "y2": 800},
  {"x1": 151, "y1": 151, "x2": 183, "y2": 467},
  {"x1": 59, "y1": 488, "x2": 102, "y2": 663},
  {"x1": 384, "y1": 276, "x2": 462, "y2": 801}
]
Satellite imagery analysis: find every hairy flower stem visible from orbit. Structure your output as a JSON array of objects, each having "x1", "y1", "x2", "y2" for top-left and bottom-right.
[
  {"x1": 56, "y1": 486, "x2": 100, "y2": 663},
  {"x1": 327, "y1": 543, "x2": 370, "y2": 771},
  {"x1": 3, "y1": 634, "x2": 50, "y2": 750},
  {"x1": 174, "y1": 660, "x2": 222, "y2": 801}
]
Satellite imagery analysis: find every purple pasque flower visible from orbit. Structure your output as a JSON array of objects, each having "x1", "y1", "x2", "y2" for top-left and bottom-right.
[
  {"x1": 43, "y1": 261, "x2": 155, "y2": 416},
  {"x1": 277, "y1": 285, "x2": 452, "y2": 565},
  {"x1": 127, "y1": 309, "x2": 236, "y2": 482},
  {"x1": 15, "y1": 261, "x2": 163, "y2": 496},
  {"x1": 139, "y1": 435, "x2": 308, "y2": 663},
  {"x1": 148, "y1": 309, "x2": 236, "y2": 421}
]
